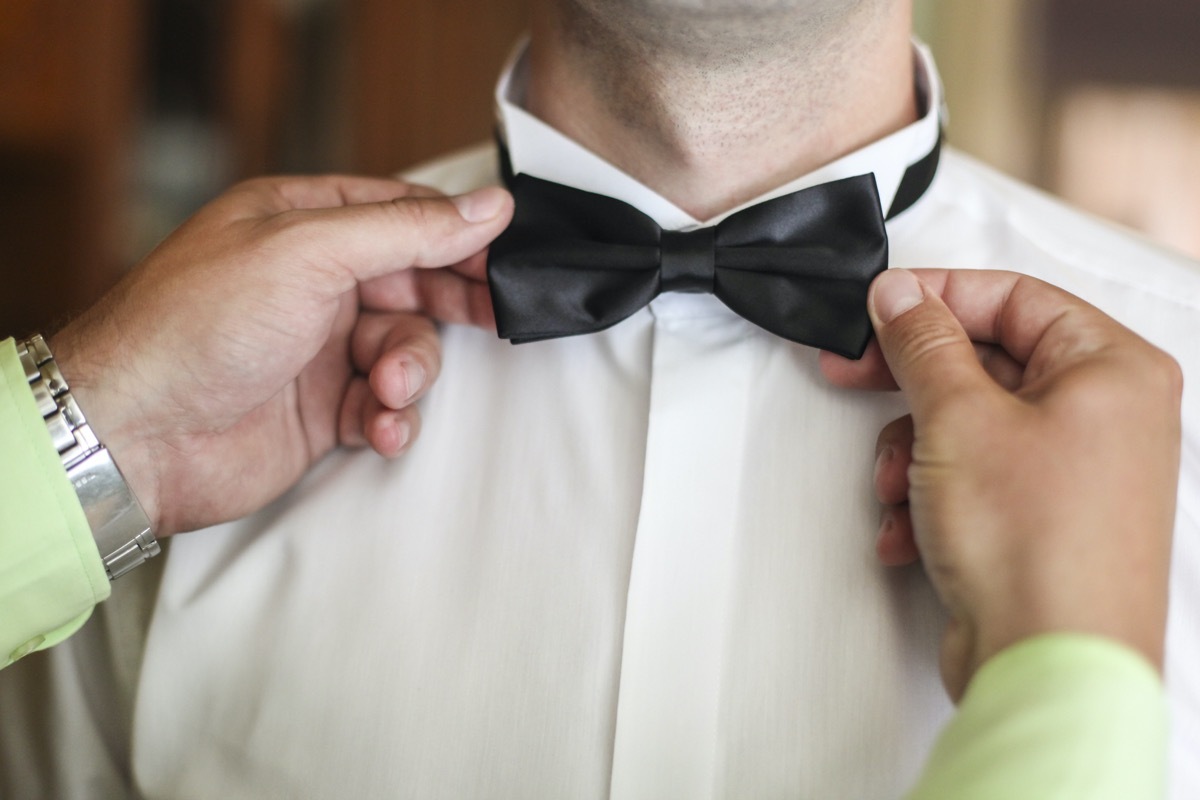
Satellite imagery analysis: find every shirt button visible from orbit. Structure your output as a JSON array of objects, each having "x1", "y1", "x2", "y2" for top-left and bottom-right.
[{"x1": 8, "y1": 635, "x2": 46, "y2": 662}]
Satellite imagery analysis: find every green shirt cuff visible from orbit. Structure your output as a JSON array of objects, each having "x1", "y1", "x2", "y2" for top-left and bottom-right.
[
  {"x1": 907, "y1": 633, "x2": 1166, "y2": 800},
  {"x1": 0, "y1": 337, "x2": 109, "y2": 668}
]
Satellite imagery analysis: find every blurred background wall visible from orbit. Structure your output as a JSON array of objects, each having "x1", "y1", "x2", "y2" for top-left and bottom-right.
[{"x1": 2, "y1": 0, "x2": 1198, "y2": 337}]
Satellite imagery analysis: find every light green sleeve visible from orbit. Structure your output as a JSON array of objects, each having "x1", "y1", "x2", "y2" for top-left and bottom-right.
[
  {"x1": 907, "y1": 633, "x2": 1166, "y2": 799},
  {"x1": 0, "y1": 337, "x2": 110, "y2": 669}
]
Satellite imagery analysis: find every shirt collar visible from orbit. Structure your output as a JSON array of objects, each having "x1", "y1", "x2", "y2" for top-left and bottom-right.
[{"x1": 495, "y1": 38, "x2": 944, "y2": 231}]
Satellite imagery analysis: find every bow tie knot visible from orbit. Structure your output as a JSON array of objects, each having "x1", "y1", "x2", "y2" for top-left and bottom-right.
[{"x1": 660, "y1": 228, "x2": 716, "y2": 294}]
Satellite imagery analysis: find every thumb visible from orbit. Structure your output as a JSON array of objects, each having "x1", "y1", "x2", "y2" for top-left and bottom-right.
[
  {"x1": 868, "y1": 269, "x2": 994, "y2": 420},
  {"x1": 288, "y1": 185, "x2": 514, "y2": 286}
]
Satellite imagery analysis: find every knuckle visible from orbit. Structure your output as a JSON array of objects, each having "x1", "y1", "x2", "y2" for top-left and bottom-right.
[
  {"x1": 404, "y1": 180, "x2": 439, "y2": 197},
  {"x1": 1151, "y1": 349, "x2": 1185, "y2": 401},
  {"x1": 387, "y1": 196, "x2": 436, "y2": 231},
  {"x1": 232, "y1": 175, "x2": 277, "y2": 196},
  {"x1": 1144, "y1": 350, "x2": 1185, "y2": 429},
  {"x1": 383, "y1": 198, "x2": 447, "y2": 262},
  {"x1": 262, "y1": 209, "x2": 311, "y2": 245},
  {"x1": 234, "y1": 175, "x2": 303, "y2": 212},
  {"x1": 1115, "y1": 344, "x2": 1185, "y2": 410},
  {"x1": 258, "y1": 213, "x2": 325, "y2": 271}
]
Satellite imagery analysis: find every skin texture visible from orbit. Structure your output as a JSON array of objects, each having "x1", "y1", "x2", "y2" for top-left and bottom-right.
[
  {"x1": 50, "y1": 176, "x2": 513, "y2": 537},
  {"x1": 822, "y1": 270, "x2": 1182, "y2": 700},
  {"x1": 529, "y1": 0, "x2": 916, "y2": 218}
]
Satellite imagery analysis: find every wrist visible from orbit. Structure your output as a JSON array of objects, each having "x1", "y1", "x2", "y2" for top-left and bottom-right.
[
  {"x1": 16, "y1": 332, "x2": 161, "y2": 579},
  {"x1": 49, "y1": 327, "x2": 163, "y2": 535},
  {"x1": 972, "y1": 599, "x2": 1167, "y2": 681}
]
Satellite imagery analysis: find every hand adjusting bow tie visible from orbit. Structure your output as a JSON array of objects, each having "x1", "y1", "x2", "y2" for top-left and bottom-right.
[{"x1": 487, "y1": 136, "x2": 940, "y2": 359}]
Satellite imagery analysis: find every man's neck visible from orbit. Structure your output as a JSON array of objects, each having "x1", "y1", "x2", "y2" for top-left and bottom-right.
[{"x1": 526, "y1": 0, "x2": 917, "y2": 220}]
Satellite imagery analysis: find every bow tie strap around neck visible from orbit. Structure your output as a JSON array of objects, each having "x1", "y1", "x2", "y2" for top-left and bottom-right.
[{"x1": 487, "y1": 135, "x2": 941, "y2": 359}]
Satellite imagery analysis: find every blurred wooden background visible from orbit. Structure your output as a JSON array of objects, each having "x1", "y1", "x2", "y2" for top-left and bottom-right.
[
  {"x1": 1, "y1": 0, "x2": 1198, "y2": 338},
  {"x1": 0, "y1": 0, "x2": 531, "y2": 337},
  {"x1": 0, "y1": 0, "x2": 142, "y2": 336}
]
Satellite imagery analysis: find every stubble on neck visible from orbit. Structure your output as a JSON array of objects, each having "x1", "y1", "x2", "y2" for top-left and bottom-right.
[{"x1": 526, "y1": 0, "x2": 917, "y2": 219}]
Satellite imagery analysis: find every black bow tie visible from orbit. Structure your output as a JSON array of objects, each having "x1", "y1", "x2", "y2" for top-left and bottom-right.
[{"x1": 487, "y1": 136, "x2": 940, "y2": 359}]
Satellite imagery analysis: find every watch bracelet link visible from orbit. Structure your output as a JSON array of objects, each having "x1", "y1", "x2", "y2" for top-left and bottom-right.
[{"x1": 17, "y1": 334, "x2": 159, "y2": 580}]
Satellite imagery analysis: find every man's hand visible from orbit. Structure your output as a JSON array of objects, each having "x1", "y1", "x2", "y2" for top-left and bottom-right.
[
  {"x1": 821, "y1": 269, "x2": 1183, "y2": 701},
  {"x1": 50, "y1": 175, "x2": 513, "y2": 537}
]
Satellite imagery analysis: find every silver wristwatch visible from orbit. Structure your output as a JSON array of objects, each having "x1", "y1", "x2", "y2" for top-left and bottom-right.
[{"x1": 17, "y1": 334, "x2": 159, "y2": 580}]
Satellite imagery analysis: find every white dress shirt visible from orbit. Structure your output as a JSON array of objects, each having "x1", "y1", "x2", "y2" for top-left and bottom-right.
[{"x1": 18, "y1": 44, "x2": 1200, "y2": 800}]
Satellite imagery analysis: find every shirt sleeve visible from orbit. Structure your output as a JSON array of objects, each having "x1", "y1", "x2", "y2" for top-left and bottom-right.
[
  {"x1": 906, "y1": 633, "x2": 1166, "y2": 800},
  {"x1": 0, "y1": 337, "x2": 110, "y2": 669}
]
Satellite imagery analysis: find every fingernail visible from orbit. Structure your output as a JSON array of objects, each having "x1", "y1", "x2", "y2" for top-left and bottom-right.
[
  {"x1": 403, "y1": 361, "x2": 426, "y2": 401},
  {"x1": 874, "y1": 446, "x2": 893, "y2": 485},
  {"x1": 395, "y1": 420, "x2": 412, "y2": 450},
  {"x1": 452, "y1": 187, "x2": 507, "y2": 223},
  {"x1": 872, "y1": 269, "x2": 925, "y2": 324}
]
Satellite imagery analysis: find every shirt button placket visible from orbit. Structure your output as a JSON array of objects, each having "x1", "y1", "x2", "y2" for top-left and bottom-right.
[{"x1": 609, "y1": 302, "x2": 758, "y2": 800}]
